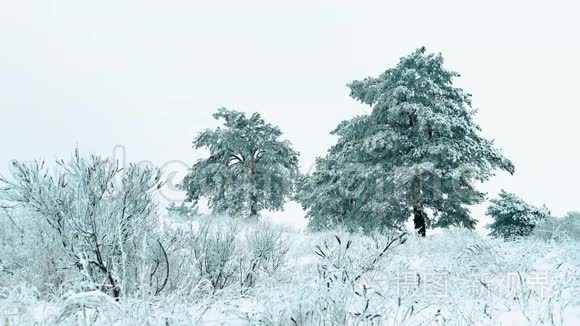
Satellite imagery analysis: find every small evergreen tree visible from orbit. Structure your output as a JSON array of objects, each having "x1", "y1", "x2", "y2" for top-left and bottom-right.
[
  {"x1": 183, "y1": 108, "x2": 300, "y2": 218},
  {"x1": 298, "y1": 47, "x2": 514, "y2": 235},
  {"x1": 166, "y1": 202, "x2": 199, "y2": 219},
  {"x1": 486, "y1": 190, "x2": 550, "y2": 239}
]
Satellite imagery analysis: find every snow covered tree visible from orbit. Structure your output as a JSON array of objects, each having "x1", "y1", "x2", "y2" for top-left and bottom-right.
[
  {"x1": 298, "y1": 47, "x2": 514, "y2": 235},
  {"x1": 487, "y1": 190, "x2": 550, "y2": 239},
  {"x1": 183, "y1": 108, "x2": 300, "y2": 218},
  {"x1": 296, "y1": 128, "x2": 409, "y2": 232}
]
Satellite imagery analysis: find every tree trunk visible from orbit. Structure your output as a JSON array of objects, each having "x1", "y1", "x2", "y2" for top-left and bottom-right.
[
  {"x1": 413, "y1": 206, "x2": 426, "y2": 237},
  {"x1": 411, "y1": 176, "x2": 426, "y2": 237},
  {"x1": 109, "y1": 274, "x2": 121, "y2": 298},
  {"x1": 249, "y1": 193, "x2": 258, "y2": 218},
  {"x1": 249, "y1": 163, "x2": 259, "y2": 218}
]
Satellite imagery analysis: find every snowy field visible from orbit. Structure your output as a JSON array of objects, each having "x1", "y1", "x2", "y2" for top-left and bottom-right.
[{"x1": 1, "y1": 215, "x2": 579, "y2": 325}]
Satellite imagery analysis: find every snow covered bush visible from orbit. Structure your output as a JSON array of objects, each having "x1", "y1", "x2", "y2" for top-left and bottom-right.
[
  {"x1": 0, "y1": 207, "x2": 67, "y2": 294},
  {"x1": 558, "y1": 211, "x2": 580, "y2": 240},
  {"x1": 245, "y1": 231, "x2": 413, "y2": 325},
  {"x1": 189, "y1": 217, "x2": 240, "y2": 291},
  {"x1": 0, "y1": 150, "x2": 167, "y2": 298},
  {"x1": 244, "y1": 221, "x2": 290, "y2": 278},
  {"x1": 239, "y1": 222, "x2": 290, "y2": 287},
  {"x1": 163, "y1": 216, "x2": 292, "y2": 292},
  {"x1": 533, "y1": 211, "x2": 580, "y2": 242},
  {"x1": 486, "y1": 190, "x2": 550, "y2": 239}
]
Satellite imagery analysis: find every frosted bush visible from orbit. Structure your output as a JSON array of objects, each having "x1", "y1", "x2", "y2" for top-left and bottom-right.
[
  {"x1": 0, "y1": 207, "x2": 69, "y2": 294},
  {"x1": 0, "y1": 150, "x2": 167, "y2": 298},
  {"x1": 190, "y1": 216, "x2": 240, "y2": 291},
  {"x1": 243, "y1": 221, "x2": 290, "y2": 282},
  {"x1": 533, "y1": 211, "x2": 580, "y2": 242},
  {"x1": 245, "y1": 231, "x2": 411, "y2": 325}
]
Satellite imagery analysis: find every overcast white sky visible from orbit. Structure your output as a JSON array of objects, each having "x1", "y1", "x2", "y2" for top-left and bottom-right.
[{"x1": 1, "y1": 0, "x2": 579, "y2": 230}]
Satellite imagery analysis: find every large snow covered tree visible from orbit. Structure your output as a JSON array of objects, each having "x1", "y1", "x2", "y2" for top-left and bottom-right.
[
  {"x1": 487, "y1": 190, "x2": 550, "y2": 239},
  {"x1": 298, "y1": 47, "x2": 514, "y2": 235},
  {"x1": 183, "y1": 108, "x2": 300, "y2": 218}
]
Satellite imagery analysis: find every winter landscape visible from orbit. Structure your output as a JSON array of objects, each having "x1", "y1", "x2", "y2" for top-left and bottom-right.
[{"x1": 1, "y1": 1, "x2": 579, "y2": 325}]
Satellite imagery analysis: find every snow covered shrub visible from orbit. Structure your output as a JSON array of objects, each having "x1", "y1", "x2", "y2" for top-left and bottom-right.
[
  {"x1": 0, "y1": 285, "x2": 54, "y2": 325},
  {"x1": 0, "y1": 150, "x2": 166, "y2": 298},
  {"x1": 486, "y1": 190, "x2": 550, "y2": 239},
  {"x1": 246, "y1": 232, "x2": 410, "y2": 325},
  {"x1": 533, "y1": 211, "x2": 580, "y2": 241},
  {"x1": 244, "y1": 221, "x2": 290, "y2": 278},
  {"x1": 156, "y1": 216, "x2": 276, "y2": 294},
  {"x1": 0, "y1": 207, "x2": 68, "y2": 294},
  {"x1": 190, "y1": 216, "x2": 240, "y2": 291},
  {"x1": 533, "y1": 216, "x2": 565, "y2": 242},
  {"x1": 54, "y1": 290, "x2": 125, "y2": 324},
  {"x1": 560, "y1": 211, "x2": 580, "y2": 240}
]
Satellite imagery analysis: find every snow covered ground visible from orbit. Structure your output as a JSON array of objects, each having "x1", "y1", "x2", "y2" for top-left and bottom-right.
[
  {"x1": 1, "y1": 217, "x2": 579, "y2": 325},
  {"x1": 0, "y1": 215, "x2": 580, "y2": 325}
]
